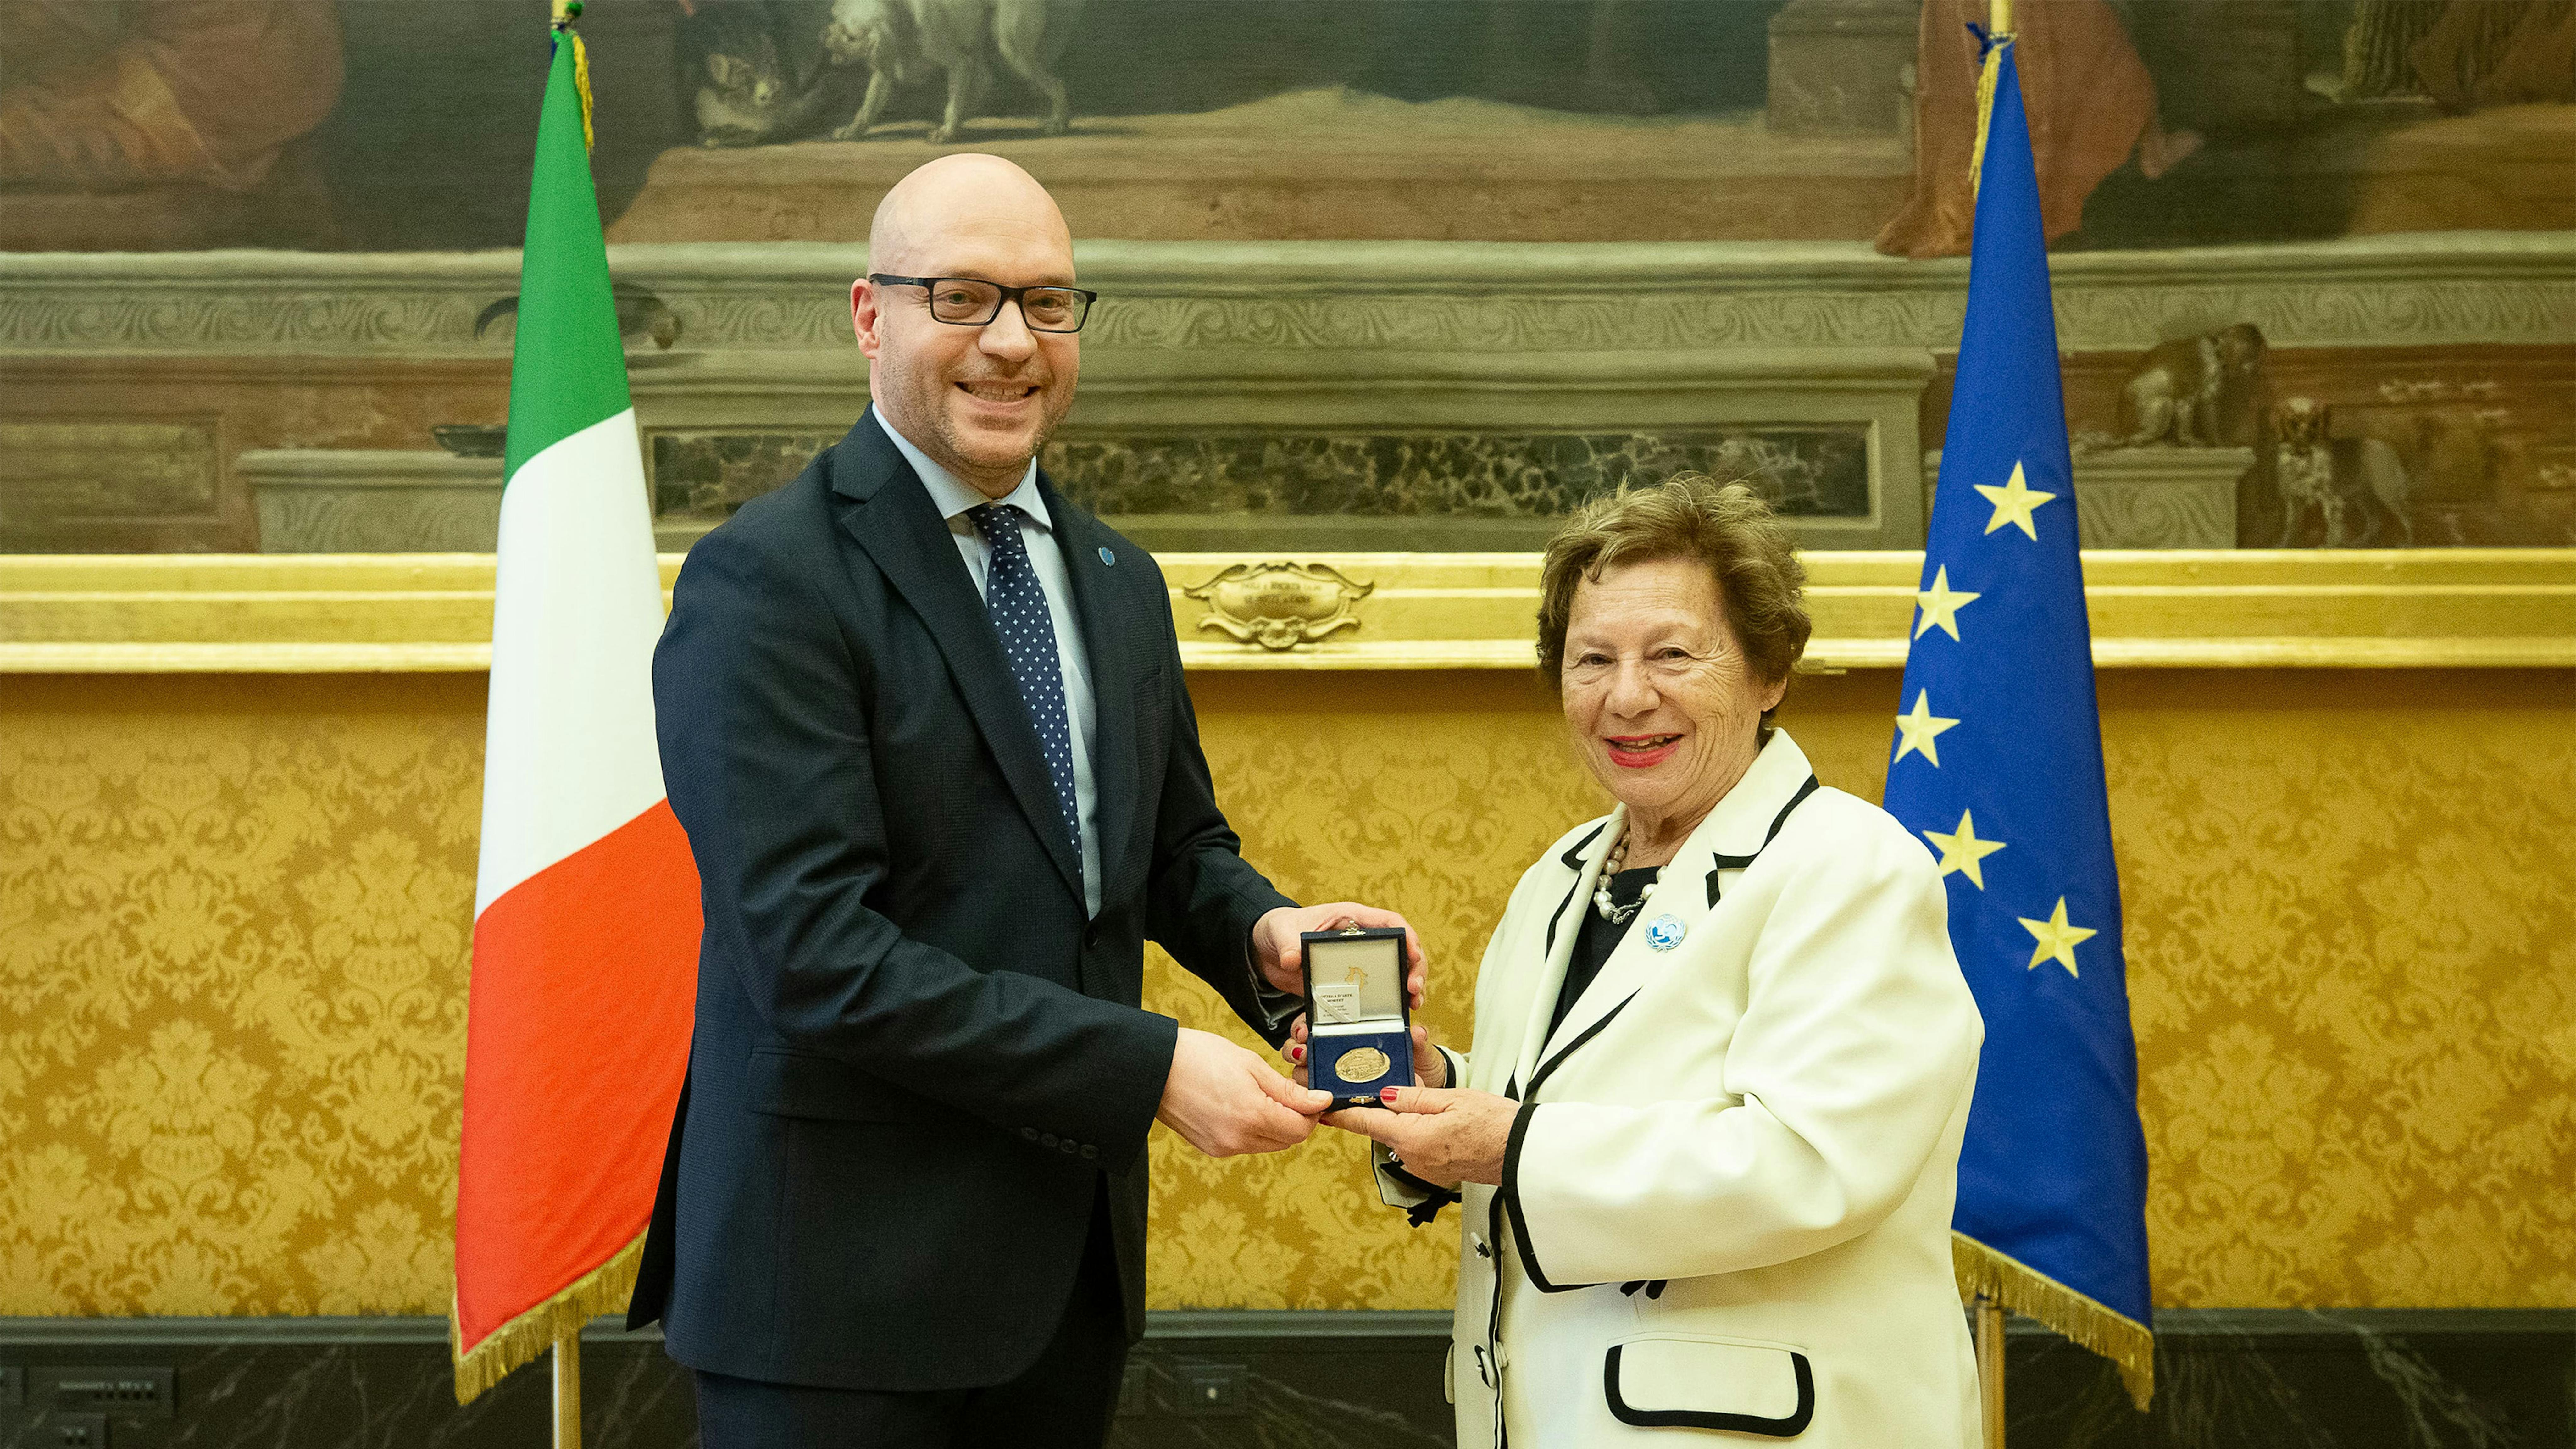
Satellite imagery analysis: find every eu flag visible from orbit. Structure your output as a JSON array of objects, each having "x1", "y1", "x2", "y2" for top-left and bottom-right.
[{"x1": 1880, "y1": 35, "x2": 2154, "y2": 1408}]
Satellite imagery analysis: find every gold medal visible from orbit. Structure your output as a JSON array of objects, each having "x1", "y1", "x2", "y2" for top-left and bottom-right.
[{"x1": 1335, "y1": 1046, "x2": 1392, "y2": 1085}]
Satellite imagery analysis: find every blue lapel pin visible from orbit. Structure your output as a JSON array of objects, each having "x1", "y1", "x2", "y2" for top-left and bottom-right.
[
  {"x1": 1098, "y1": 546, "x2": 1115, "y2": 566},
  {"x1": 1645, "y1": 914, "x2": 1686, "y2": 952}
]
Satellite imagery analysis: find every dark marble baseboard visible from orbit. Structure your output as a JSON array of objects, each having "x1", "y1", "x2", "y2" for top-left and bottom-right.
[{"x1": 1, "y1": 1309, "x2": 2568, "y2": 1448}]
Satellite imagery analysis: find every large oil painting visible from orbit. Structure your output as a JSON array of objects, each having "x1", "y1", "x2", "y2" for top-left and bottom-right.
[{"x1": 2, "y1": 0, "x2": 2570, "y2": 551}]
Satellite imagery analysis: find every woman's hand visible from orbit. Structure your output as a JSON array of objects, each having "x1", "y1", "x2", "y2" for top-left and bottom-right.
[
  {"x1": 1284, "y1": 1018, "x2": 1445, "y2": 1090},
  {"x1": 1323, "y1": 1086, "x2": 1516, "y2": 1187}
]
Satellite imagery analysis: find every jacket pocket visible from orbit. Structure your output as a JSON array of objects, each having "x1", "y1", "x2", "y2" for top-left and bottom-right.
[
  {"x1": 1603, "y1": 1335, "x2": 1814, "y2": 1437},
  {"x1": 742, "y1": 1047, "x2": 908, "y2": 1123}
]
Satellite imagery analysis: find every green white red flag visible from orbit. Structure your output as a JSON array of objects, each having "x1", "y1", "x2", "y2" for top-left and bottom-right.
[{"x1": 451, "y1": 23, "x2": 700, "y2": 1404}]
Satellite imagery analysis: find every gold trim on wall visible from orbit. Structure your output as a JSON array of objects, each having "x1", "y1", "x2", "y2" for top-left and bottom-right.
[{"x1": 1, "y1": 549, "x2": 2570, "y2": 673}]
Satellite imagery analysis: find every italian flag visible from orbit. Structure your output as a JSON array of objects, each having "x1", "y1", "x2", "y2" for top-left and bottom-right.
[{"x1": 451, "y1": 25, "x2": 701, "y2": 1405}]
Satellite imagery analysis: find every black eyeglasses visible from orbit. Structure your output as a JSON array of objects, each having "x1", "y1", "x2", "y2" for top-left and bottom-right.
[{"x1": 867, "y1": 274, "x2": 1097, "y2": 333}]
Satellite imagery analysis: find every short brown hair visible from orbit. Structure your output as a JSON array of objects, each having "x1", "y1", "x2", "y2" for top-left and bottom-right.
[{"x1": 1536, "y1": 474, "x2": 1811, "y2": 722}]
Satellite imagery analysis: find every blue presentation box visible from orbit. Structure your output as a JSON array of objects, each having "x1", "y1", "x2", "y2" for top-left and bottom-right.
[
  {"x1": 1302, "y1": 925, "x2": 1412, "y2": 1109},
  {"x1": 1311, "y1": 1026, "x2": 1413, "y2": 1105}
]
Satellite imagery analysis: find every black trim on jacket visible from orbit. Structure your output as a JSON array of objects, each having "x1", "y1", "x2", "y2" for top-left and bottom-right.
[
  {"x1": 1602, "y1": 1344, "x2": 1816, "y2": 1436},
  {"x1": 1495, "y1": 987, "x2": 1636, "y2": 1296},
  {"x1": 1705, "y1": 775, "x2": 1821, "y2": 907},
  {"x1": 1541, "y1": 822, "x2": 1607, "y2": 958}
]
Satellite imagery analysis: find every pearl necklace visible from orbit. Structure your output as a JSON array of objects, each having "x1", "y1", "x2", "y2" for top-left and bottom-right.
[{"x1": 1593, "y1": 832, "x2": 1663, "y2": 925}]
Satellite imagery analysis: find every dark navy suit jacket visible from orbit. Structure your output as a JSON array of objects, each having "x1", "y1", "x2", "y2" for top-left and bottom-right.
[{"x1": 625, "y1": 412, "x2": 1293, "y2": 1391}]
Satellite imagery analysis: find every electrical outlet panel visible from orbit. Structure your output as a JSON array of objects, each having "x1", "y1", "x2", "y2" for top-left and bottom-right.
[
  {"x1": 43, "y1": 1367, "x2": 172, "y2": 1419},
  {"x1": 1172, "y1": 1361, "x2": 1249, "y2": 1418},
  {"x1": 46, "y1": 1412, "x2": 110, "y2": 1447}
]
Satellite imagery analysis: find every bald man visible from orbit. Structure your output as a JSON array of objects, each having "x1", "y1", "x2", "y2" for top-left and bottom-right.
[{"x1": 626, "y1": 155, "x2": 1423, "y2": 1447}]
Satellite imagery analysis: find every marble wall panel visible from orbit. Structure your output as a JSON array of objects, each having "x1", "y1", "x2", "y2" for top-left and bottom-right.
[
  {"x1": 646, "y1": 426, "x2": 1875, "y2": 550},
  {"x1": 0, "y1": 1311, "x2": 2568, "y2": 1447},
  {"x1": 0, "y1": 422, "x2": 221, "y2": 552},
  {"x1": 649, "y1": 431, "x2": 838, "y2": 520},
  {"x1": 1046, "y1": 427, "x2": 1872, "y2": 520}
]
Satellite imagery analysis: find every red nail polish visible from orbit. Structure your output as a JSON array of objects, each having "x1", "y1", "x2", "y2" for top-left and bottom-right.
[
  {"x1": 1289, "y1": 1045, "x2": 1304, "y2": 1062},
  {"x1": 1380, "y1": 1087, "x2": 1399, "y2": 1102}
]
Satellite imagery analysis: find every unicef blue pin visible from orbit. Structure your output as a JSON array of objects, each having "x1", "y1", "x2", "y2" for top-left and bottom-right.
[
  {"x1": 1098, "y1": 546, "x2": 1115, "y2": 566},
  {"x1": 1645, "y1": 914, "x2": 1686, "y2": 952}
]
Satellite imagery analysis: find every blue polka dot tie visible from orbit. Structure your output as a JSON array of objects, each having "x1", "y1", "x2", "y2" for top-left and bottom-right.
[{"x1": 968, "y1": 504, "x2": 1082, "y2": 889}]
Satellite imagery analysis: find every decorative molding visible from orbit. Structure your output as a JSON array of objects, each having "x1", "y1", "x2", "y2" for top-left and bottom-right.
[
  {"x1": 2, "y1": 550, "x2": 2566, "y2": 674},
  {"x1": 3, "y1": 234, "x2": 2569, "y2": 357},
  {"x1": 2065, "y1": 449, "x2": 2246, "y2": 550},
  {"x1": 241, "y1": 448, "x2": 504, "y2": 553},
  {"x1": 1184, "y1": 561, "x2": 1377, "y2": 651}
]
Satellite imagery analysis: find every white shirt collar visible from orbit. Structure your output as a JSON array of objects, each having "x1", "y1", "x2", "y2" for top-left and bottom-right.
[{"x1": 872, "y1": 408, "x2": 1050, "y2": 532}]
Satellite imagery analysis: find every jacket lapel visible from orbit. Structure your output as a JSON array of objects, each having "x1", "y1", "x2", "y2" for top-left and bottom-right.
[
  {"x1": 829, "y1": 413, "x2": 1084, "y2": 901},
  {"x1": 1508, "y1": 813, "x2": 1621, "y2": 1096},
  {"x1": 1529, "y1": 733, "x2": 1819, "y2": 1085},
  {"x1": 1041, "y1": 475, "x2": 1139, "y2": 898}
]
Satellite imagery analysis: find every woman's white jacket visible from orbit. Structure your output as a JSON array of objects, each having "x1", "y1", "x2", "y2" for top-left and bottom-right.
[{"x1": 1381, "y1": 731, "x2": 1985, "y2": 1446}]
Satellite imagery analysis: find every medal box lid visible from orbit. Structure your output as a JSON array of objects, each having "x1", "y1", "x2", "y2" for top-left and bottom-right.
[{"x1": 1301, "y1": 925, "x2": 1408, "y2": 1030}]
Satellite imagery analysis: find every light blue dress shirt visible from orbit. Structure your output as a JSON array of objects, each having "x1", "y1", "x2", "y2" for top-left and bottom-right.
[{"x1": 874, "y1": 410, "x2": 1102, "y2": 919}]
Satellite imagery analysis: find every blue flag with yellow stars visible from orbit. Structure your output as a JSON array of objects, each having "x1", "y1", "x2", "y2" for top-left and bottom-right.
[{"x1": 1880, "y1": 33, "x2": 2154, "y2": 1408}]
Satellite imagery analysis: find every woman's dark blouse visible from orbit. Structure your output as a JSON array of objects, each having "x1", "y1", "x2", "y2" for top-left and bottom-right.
[{"x1": 1550, "y1": 866, "x2": 1661, "y2": 1039}]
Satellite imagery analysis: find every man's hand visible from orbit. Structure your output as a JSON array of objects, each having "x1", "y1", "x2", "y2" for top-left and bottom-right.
[
  {"x1": 1158, "y1": 1027, "x2": 1334, "y2": 1158},
  {"x1": 1285, "y1": 1018, "x2": 1445, "y2": 1090},
  {"x1": 1253, "y1": 902, "x2": 1426, "y2": 1005},
  {"x1": 1321, "y1": 1086, "x2": 1516, "y2": 1187}
]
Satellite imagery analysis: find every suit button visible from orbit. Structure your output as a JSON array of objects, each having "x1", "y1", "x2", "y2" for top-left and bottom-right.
[
  {"x1": 1471, "y1": 1234, "x2": 1491, "y2": 1259},
  {"x1": 1060, "y1": 1139, "x2": 1080, "y2": 1154},
  {"x1": 1041, "y1": 1133, "x2": 1059, "y2": 1149},
  {"x1": 1021, "y1": 1127, "x2": 1039, "y2": 1141},
  {"x1": 1080, "y1": 1144, "x2": 1098, "y2": 1160}
]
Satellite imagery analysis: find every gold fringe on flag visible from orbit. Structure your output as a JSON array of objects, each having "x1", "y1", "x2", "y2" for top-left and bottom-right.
[
  {"x1": 450, "y1": 1229, "x2": 646, "y2": 1405},
  {"x1": 551, "y1": 0, "x2": 596, "y2": 152},
  {"x1": 1952, "y1": 1230, "x2": 2155, "y2": 1412},
  {"x1": 573, "y1": 31, "x2": 596, "y2": 152},
  {"x1": 1968, "y1": 35, "x2": 2004, "y2": 202}
]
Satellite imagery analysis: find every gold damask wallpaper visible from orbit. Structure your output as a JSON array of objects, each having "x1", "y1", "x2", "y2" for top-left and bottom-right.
[
  {"x1": 0, "y1": 675, "x2": 484, "y2": 1315},
  {"x1": 2, "y1": 667, "x2": 2572, "y2": 1317}
]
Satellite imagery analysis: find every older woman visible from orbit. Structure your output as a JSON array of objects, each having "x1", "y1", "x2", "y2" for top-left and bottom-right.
[{"x1": 1309, "y1": 475, "x2": 1985, "y2": 1445}]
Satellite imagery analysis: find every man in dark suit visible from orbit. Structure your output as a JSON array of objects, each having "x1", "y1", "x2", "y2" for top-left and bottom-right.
[{"x1": 626, "y1": 154, "x2": 1423, "y2": 1448}]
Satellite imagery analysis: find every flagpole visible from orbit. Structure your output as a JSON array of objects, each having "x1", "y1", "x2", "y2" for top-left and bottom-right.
[
  {"x1": 1973, "y1": 13, "x2": 2012, "y2": 1445},
  {"x1": 1974, "y1": 1294, "x2": 2006, "y2": 1448},
  {"x1": 549, "y1": 3, "x2": 594, "y2": 1436},
  {"x1": 553, "y1": 1326, "x2": 581, "y2": 1449}
]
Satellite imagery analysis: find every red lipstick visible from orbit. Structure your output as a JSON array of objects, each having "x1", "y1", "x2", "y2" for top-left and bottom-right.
[{"x1": 1604, "y1": 733, "x2": 1681, "y2": 769}]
